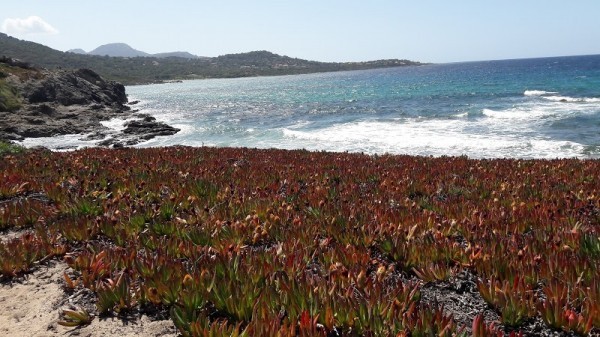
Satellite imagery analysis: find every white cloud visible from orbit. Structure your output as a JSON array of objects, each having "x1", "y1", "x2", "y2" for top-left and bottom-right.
[{"x1": 1, "y1": 16, "x2": 59, "y2": 36}]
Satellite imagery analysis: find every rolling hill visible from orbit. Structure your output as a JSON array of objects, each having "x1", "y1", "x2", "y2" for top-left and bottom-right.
[
  {"x1": 88, "y1": 43, "x2": 150, "y2": 57},
  {"x1": 68, "y1": 43, "x2": 203, "y2": 59},
  {"x1": 0, "y1": 33, "x2": 424, "y2": 85}
]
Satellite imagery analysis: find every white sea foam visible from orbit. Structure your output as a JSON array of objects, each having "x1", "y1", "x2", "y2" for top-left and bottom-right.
[
  {"x1": 16, "y1": 134, "x2": 99, "y2": 151},
  {"x1": 99, "y1": 117, "x2": 137, "y2": 132},
  {"x1": 132, "y1": 122, "x2": 196, "y2": 148},
  {"x1": 482, "y1": 108, "x2": 559, "y2": 120},
  {"x1": 523, "y1": 90, "x2": 600, "y2": 103},
  {"x1": 524, "y1": 90, "x2": 557, "y2": 96},
  {"x1": 281, "y1": 119, "x2": 586, "y2": 159}
]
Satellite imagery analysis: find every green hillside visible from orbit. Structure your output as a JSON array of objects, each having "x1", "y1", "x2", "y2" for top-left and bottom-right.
[{"x1": 0, "y1": 33, "x2": 423, "y2": 85}]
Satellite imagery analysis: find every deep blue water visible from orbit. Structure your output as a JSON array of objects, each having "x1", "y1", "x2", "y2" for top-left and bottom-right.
[{"x1": 24, "y1": 55, "x2": 600, "y2": 158}]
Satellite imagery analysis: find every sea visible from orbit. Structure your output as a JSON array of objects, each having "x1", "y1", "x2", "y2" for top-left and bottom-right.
[{"x1": 19, "y1": 54, "x2": 600, "y2": 159}]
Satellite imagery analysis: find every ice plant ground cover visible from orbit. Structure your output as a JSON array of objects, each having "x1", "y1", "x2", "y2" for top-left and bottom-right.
[{"x1": 0, "y1": 146, "x2": 598, "y2": 336}]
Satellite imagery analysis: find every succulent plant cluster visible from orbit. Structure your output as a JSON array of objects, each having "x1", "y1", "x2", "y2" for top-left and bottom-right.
[{"x1": 0, "y1": 147, "x2": 598, "y2": 336}]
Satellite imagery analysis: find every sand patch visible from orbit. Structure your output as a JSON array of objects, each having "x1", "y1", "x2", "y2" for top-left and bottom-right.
[
  {"x1": 0, "y1": 261, "x2": 66, "y2": 336},
  {"x1": 0, "y1": 260, "x2": 177, "y2": 337}
]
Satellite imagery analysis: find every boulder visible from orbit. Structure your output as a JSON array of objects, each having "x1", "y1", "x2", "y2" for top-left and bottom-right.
[{"x1": 123, "y1": 117, "x2": 180, "y2": 139}]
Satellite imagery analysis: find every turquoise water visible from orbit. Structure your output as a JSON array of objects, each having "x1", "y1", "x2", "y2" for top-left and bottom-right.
[{"x1": 25, "y1": 55, "x2": 600, "y2": 158}]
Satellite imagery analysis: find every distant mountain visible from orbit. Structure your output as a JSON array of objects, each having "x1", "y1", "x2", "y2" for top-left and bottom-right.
[
  {"x1": 153, "y1": 51, "x2": 203, "y2": 59},
  {"x1": 67, "y1": 48, "x2": 87, "y2": 55},
  {"x1": 70, "y1": 43, "x2": 204, "y2": 59},
  {"x1": 0, "y1": 33, "x2": 425, "y2": 85},
  {"x1": 88, "y1": 43, "x2": 150, "y2": 58}
]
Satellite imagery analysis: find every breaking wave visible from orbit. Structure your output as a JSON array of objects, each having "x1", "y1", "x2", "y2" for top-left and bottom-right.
[
  {"x1": 524, "y1": 90, "x2": 600, "y2": 103},
  {"x1": 524, "y1": 90, "x2": 558, "y2": 96}
]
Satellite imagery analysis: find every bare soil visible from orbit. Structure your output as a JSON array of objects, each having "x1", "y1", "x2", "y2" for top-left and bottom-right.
[{"x1": 0, "y1": 260, "x2": 177, "y2": 337}]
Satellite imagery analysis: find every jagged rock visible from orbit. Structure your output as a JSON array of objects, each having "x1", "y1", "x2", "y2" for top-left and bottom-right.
[
  {"x1": 0, "y1": 58, "x2": 179, "y2": 145},
  {"x1": 0, "y1": 61, "x2": 129, "y2": 140},
  {"x1": 23, "y1": 68, "x2": 127, "y2": 107},
  {"x1": 81, "y1": 131, "x2": 108, "y2": 141},
  {"x1": 122, "y1": 117, "x2": 180, "y2": 139},
  {"x1": 93, "y1": 115, "x2": 180, "y2": 148}
]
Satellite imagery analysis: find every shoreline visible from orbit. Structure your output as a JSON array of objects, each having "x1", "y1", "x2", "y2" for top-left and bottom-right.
[
  {"x1": 10, "y1": 137, "x2": 600, "y2": 162},
  {"x1": 7, "y1": 102, "x2": 181, "y2": 151}
]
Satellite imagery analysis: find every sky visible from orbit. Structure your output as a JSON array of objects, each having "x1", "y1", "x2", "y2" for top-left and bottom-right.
[{"x1": 1, "y1": 1, "x2": 600, "y2": 63}]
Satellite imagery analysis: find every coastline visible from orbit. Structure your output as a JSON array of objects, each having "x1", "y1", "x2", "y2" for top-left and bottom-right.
[{"x1": 13, "y1": 109, "x2": 181, "y2": 151}]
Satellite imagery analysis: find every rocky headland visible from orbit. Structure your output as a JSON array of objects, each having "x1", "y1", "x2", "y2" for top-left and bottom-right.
[{"x1": 0, "y1": 57, "x2": 179, "y2": 148}]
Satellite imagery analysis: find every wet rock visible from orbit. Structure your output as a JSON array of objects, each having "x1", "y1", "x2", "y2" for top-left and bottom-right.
[
  {"x1": 122, "y1": 118, "x2": 180, "y2": 139},
  {"x1": 94, "y1": 116, "x2": 180, "y2": 148},
  {"x1": 81, "y1": 131, "x2": 107, "y2": 141}
]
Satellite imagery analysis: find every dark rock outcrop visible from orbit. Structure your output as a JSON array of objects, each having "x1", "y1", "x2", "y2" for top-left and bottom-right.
[
  {"x1": 123, "y1": 116, "x2": 180, "y2": 139},
  {"x1": 24, "y1": 68, "x2": 127, "y2": 107},
  {"x1": 0, "y1": 59, "x2": 129, "y2": 140},
  {"x1": 0, "y1": 58, "x2": 179, "y2": 145},
  {"x1": 97, "y1": 115, "x2": 180, "y2": 148}
]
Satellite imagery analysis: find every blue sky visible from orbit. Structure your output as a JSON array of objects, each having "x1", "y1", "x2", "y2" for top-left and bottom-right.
[{"x1": 1, "y1": 1, "x2": 599, "y2": 63}]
